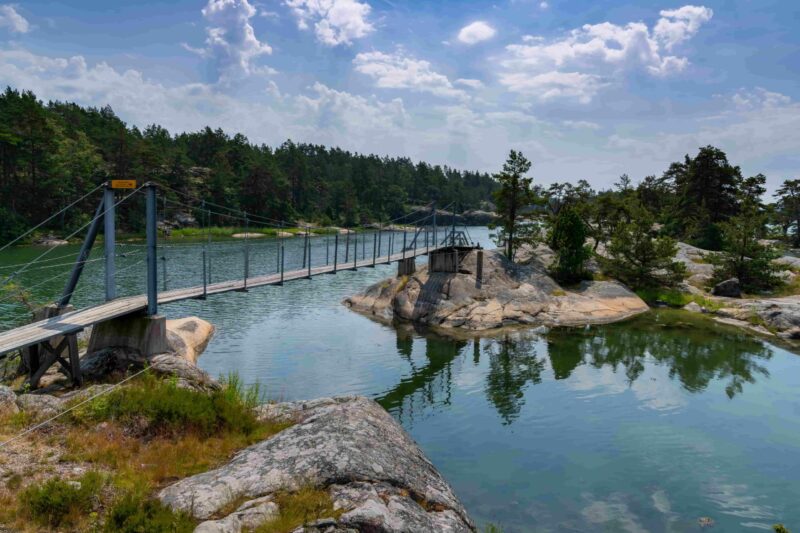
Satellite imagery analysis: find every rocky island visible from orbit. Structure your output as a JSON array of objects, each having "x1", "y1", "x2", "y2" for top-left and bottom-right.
[{"x1": 345, "y1": 245, "x2": 649, "y2": 333}]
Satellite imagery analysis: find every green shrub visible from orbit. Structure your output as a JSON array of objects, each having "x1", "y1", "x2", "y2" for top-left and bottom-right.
[
  {"x1": 105, "y1": 493, "x2": 195, "y2": 533},
  {"x1": 708, "y1": 209, "x2": 782, "y2": 293},
  {"x1": 72, "y1": 373, "x2": 260, "y2": 437},
  {"x1": 19, "y1": 471, "x2": 104, "y2": 528},
  {"x1": 550, "y1": 207, "x2": 591, "y2": 284},
  {"x1": 601, "y1": 207, "x2": 686, "y2": 289}
]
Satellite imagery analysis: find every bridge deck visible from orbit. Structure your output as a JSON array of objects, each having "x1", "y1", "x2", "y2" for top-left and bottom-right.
[{"x1": 0, "y1": 246, "x2": 445, "y2": 356}]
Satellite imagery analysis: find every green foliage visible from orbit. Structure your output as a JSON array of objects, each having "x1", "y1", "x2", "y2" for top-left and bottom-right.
[
  {"x1": 666, "y1": 145, "x2": 744, "y2": 249},
  {"x1": 601, "y1": 206, "x2": 686, "y2": 289},
  {"x1": 491, "y1": 150, "x2": 536, "y2": 259},
  {"x1": 708, "y1": 209, "x2": 782, "y2": 293},
  {"x1": 775, "y1": 179, "x2": 800, "y2": 246},
  {"x1": 635, "y1": 288, "x2": 721, "y2": 311},
  {"x1": 19, "y1": 471, "x2": 104, "y2": 528},
  {"x1": 773, "y1": 525, "x2": 791, "y2": 533},
  {"x1": 550, "y1": 207, "x2": 591, "y2": 284},
  {"x1": 104, "y1": 493, "x2": 195, "y2": 533},
  {"x1": 72, "y1": 372, "x2": 261, "y2": 437}
]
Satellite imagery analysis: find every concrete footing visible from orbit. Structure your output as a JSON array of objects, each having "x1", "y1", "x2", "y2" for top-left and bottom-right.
[
  {"x1": 398, "y1": 257, "x2": 416, "y2": 276},
  {"x1": 87, "y1": 313, "x2": 168, "y2": 357}
]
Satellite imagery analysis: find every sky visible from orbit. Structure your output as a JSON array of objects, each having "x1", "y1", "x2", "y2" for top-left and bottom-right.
[{"x1": 0, "y1": 0, "x2": 798, "y2": 192}]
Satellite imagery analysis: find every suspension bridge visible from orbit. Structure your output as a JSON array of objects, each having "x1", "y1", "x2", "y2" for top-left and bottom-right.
[{"x1": 0, "y1": 181, "x2": 480, "y2": 388}]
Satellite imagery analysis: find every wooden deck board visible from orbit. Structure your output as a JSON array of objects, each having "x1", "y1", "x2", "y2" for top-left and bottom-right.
[{"x1": 0, "y1": 246, "x2": 438, "y2": 355}]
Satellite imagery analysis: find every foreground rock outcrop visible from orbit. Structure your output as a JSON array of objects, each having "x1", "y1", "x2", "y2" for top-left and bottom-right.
[
  {"x1": 344, "y1": 248, "x2": 648, "y2": 332},
  {"x1": 159, "y1": 396, "x2": 475, "y2": 532}
]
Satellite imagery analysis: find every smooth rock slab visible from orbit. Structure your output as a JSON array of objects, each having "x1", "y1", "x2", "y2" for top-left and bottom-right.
[{"x1": 159, "y1": 396, "x2": 475, "y2": 532}]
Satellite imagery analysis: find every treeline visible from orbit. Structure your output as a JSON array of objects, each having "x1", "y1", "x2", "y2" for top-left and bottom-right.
[
  {"x1": 495, "y1": 146, "x2": 799, "y2": 294},
  {"x1": 0, "y1": 87, "x2": 497, "y2": 241}
]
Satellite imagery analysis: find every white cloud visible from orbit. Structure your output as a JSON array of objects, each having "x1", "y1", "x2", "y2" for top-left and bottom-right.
[
  {"x1": 499, "y1": 70, "x2": 605, "y2": 103},
  {"x1": 455, "y1": 78, "x2": 484, "y2": 89},
  {"x1": 500, "y1": 5, "x2": 713, "y2": 102},
  {"x1": 654, "y1": 5, "x2": 713, "y2": 51},
  {"x1": 286, "y1": 0, "x2": 374, "y2": 46},
  {"x1": 0, "y1": 4, "x2": 30, "y2": 34},
  {"x1": 198, "y1": 0, "x2": 272, "y2": 81},
  {"x1": 539, "y1": 1, "x2": 549, "y2": 10},
  {"x1": 457, "y1": 21, "x2": 496, "y2": 45},
  {"x1": 563, "y1": 120, "x2": 600, "y2": 130},
  {"x1": 353, "y1": 50, "x2": 467, "y2": 99}
]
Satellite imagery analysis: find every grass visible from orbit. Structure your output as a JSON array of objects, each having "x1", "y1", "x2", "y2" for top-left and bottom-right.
[
  {"x1": 254, "y1": 487, "x2": 343, "y2": 533},
  {"x1": 0, "y1": 373, "x2": 292, "y2": 532},
  {"x1": 635, "y1": 287, "x2": 722, "y2": 311}
]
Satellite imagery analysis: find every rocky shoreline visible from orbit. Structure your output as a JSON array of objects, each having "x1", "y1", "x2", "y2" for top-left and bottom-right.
[
  {"x1": 0, "y1": 316, "x2": 477, "y2": 533},
  {"x1": 344, "y1": 246, "x2": 649, "y2": 334},
  {"x1": 164, "y1": 396, "x2": 475, "y2": 533}
]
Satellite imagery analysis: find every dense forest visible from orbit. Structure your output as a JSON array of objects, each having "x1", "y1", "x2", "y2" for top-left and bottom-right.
[{"x1": 0, "y1": 87, "x2": 497, "y2": 240}]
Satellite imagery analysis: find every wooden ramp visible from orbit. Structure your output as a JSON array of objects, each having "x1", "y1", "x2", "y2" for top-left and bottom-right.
[{"x1": 0, "y1": 246, "x2": 442, "y2": 356}]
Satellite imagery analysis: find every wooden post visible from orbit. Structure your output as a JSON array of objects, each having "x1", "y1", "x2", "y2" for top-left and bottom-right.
[
  {"x1": 280, "y1": 242, "x2": 285, "y2": 285},
  {"x1": 372, "y1": 232, "x2": 377, "y2": 267},
  {"x1": 201, "y1": 247, "x2": 207, "y2": 299},
  {"x1": 345, "y1": 231, "x2": 350, "y2": 263},
  {"x1": 307, "y1": 228, "x2": 312, "y2": 279},
  {"x1": 353, "y1": 232, "x2": 358, "y2": 270}
]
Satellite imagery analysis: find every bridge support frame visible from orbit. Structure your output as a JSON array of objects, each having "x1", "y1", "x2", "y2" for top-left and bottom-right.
[
  {"x1": 398, "y1": 257, "x2": 416, "y2": 277},
  {"x1": 23, "y1": 304, "x2": 82, "y2": 389},
  {"x1": 87, "y1": 313, "x2": 168, "y2": 358}
]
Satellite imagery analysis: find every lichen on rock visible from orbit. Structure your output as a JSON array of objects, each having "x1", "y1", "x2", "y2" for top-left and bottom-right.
[{"x1": 159, "y1": 396, "x2": 475, "y2": 532}]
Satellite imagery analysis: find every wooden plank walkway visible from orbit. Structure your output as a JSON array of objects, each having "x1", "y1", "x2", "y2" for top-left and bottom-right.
[{"x1": 0, "y1": 245, "x2": 443, "y2": 355}]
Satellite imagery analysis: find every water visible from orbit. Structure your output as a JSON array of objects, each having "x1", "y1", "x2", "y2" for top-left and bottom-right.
[{"x1": 2, "y1": 228, "x2": 799, "y2": 531}]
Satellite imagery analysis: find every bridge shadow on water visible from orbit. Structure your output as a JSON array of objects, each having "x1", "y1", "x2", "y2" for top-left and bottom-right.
[{"x1": 375, "y1": 309, "x2": 775, "y2": 426}]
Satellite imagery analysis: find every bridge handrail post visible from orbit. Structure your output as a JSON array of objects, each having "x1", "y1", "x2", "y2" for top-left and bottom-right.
[
  {"x1": 377, "y1": 226, "x2": 382, "y2": 261},
  {"x1": 103, "y1": 185, "x2": 116, "y2": 301},
  {"x1": 326, "y1": 235, "x2": 330, "y2": 265},
  {"x1": 202, "y1": 247, "x2": 207, "y2": 299},
  {"x1": 146, "y1": 183, "x2": 158, "y2": 316},
  {"x1": 345, "y1": 230, "x2": 350, "y2": 263},
  {"x1": 243, "y1": 212, "x2": 249, "y2": 291},
  {"x1": 276, "y1": 224, "x2": 281, "y2": 273},
  {"x1": 362, "y1": 231, "x2": 366, "y2": 260},
  {"x1": 162, "y1": 255, "x2": 167, "y2": 291},
  {"x1": 302, "y1": 229, "x2": 308, "y2": 268},
  {"x1": 402, "y1": 230, "x2": 406, "y2": 260},
  {"x1": 372, "y1": 231, "x2": 377, "y2": 267},
  {"x1": 333, "y1": 232, "x2": 339, "y2": 273},
  {"x1": 279, "y1": 241, "x2": 285, "y2": 285},
  {"x1": 387, "y1": 230, "x2": 392, "y2": 264},
  {"x1": 307, "y1": 226, "x2": 312, "y2": 279},
  {"x1": 353, "y1": 232, "x2": 358, "y2": 270}
]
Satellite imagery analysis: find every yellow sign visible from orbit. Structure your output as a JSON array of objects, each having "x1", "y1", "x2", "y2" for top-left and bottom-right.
[{"x1": 111, "y1": 180, "x2": 137, "y2": 189}]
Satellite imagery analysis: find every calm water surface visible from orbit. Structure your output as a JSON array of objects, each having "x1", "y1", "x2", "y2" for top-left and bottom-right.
[{"x1": 1, "y1": 228, "x2": 799, "y2": 531}]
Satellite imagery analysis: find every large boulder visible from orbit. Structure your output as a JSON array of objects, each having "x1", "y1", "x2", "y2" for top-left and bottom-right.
[
  {"x1": 166, "y1": 317, "x2": 215, "y2": 364},
  {"x1": 149, "y1": 354, "x2": 220, "y2": 392},
  {"x1": 159, "y1": 397, "x2": 475, "y2": 532},
  {"x1": 16, "y1": 393, "x2": 64, "y2": 419},
  {"x1": 0, "y1": 385, "x2": 19, "y2": 417},
  {"x1": 345, "y1": 248, "x2": 648, "y2": 332},
  {"x1": 713, "y1": 278, "x2": 742, "y2": 298}
]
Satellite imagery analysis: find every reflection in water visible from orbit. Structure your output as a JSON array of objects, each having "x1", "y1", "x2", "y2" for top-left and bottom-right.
[
  {"x1": 483, "y1": 334, "x2": 545, "y2": 425},
  {"x1": 378, "y1": 311, "x2": 774, "y2": 424}
]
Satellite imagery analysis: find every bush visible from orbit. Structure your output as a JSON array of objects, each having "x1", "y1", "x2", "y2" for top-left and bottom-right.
[
  {"x1": 72, "y1": 373, "x2": 261, "y2": 437},
  {"x1": 550, "y1": 207, "x2": 591, "y2": 284},
  {"x1": 601, "y1": 207, "x2": 686, "y2": 289},
  {"x1": 708, "y1": 210, "x2": 782, "y2": 293},
  {"x1": 105, "y1": 493, "x2": 195, "y2": 533},
  {"x1": 19, "y1": 471, "x2": 104, "y2": 528}
]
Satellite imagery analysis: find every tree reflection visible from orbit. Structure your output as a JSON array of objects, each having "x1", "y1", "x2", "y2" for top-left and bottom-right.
[
  {"x1": 379, "y1": 311, "x2": 776, "y2": 426},
  {"x1": 483, "y1": 335, "x2": 546, "y2": 424}
]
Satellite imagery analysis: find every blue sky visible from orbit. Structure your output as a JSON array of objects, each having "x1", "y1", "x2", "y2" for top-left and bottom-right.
[{"x1": 1, "y1": 0, "x2": 798, "y2": 192}]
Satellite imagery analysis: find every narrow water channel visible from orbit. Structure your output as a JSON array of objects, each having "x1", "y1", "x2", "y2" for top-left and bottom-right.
[{"x1": 2, "y1": 228, "x2": 798, "y2": 531}]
